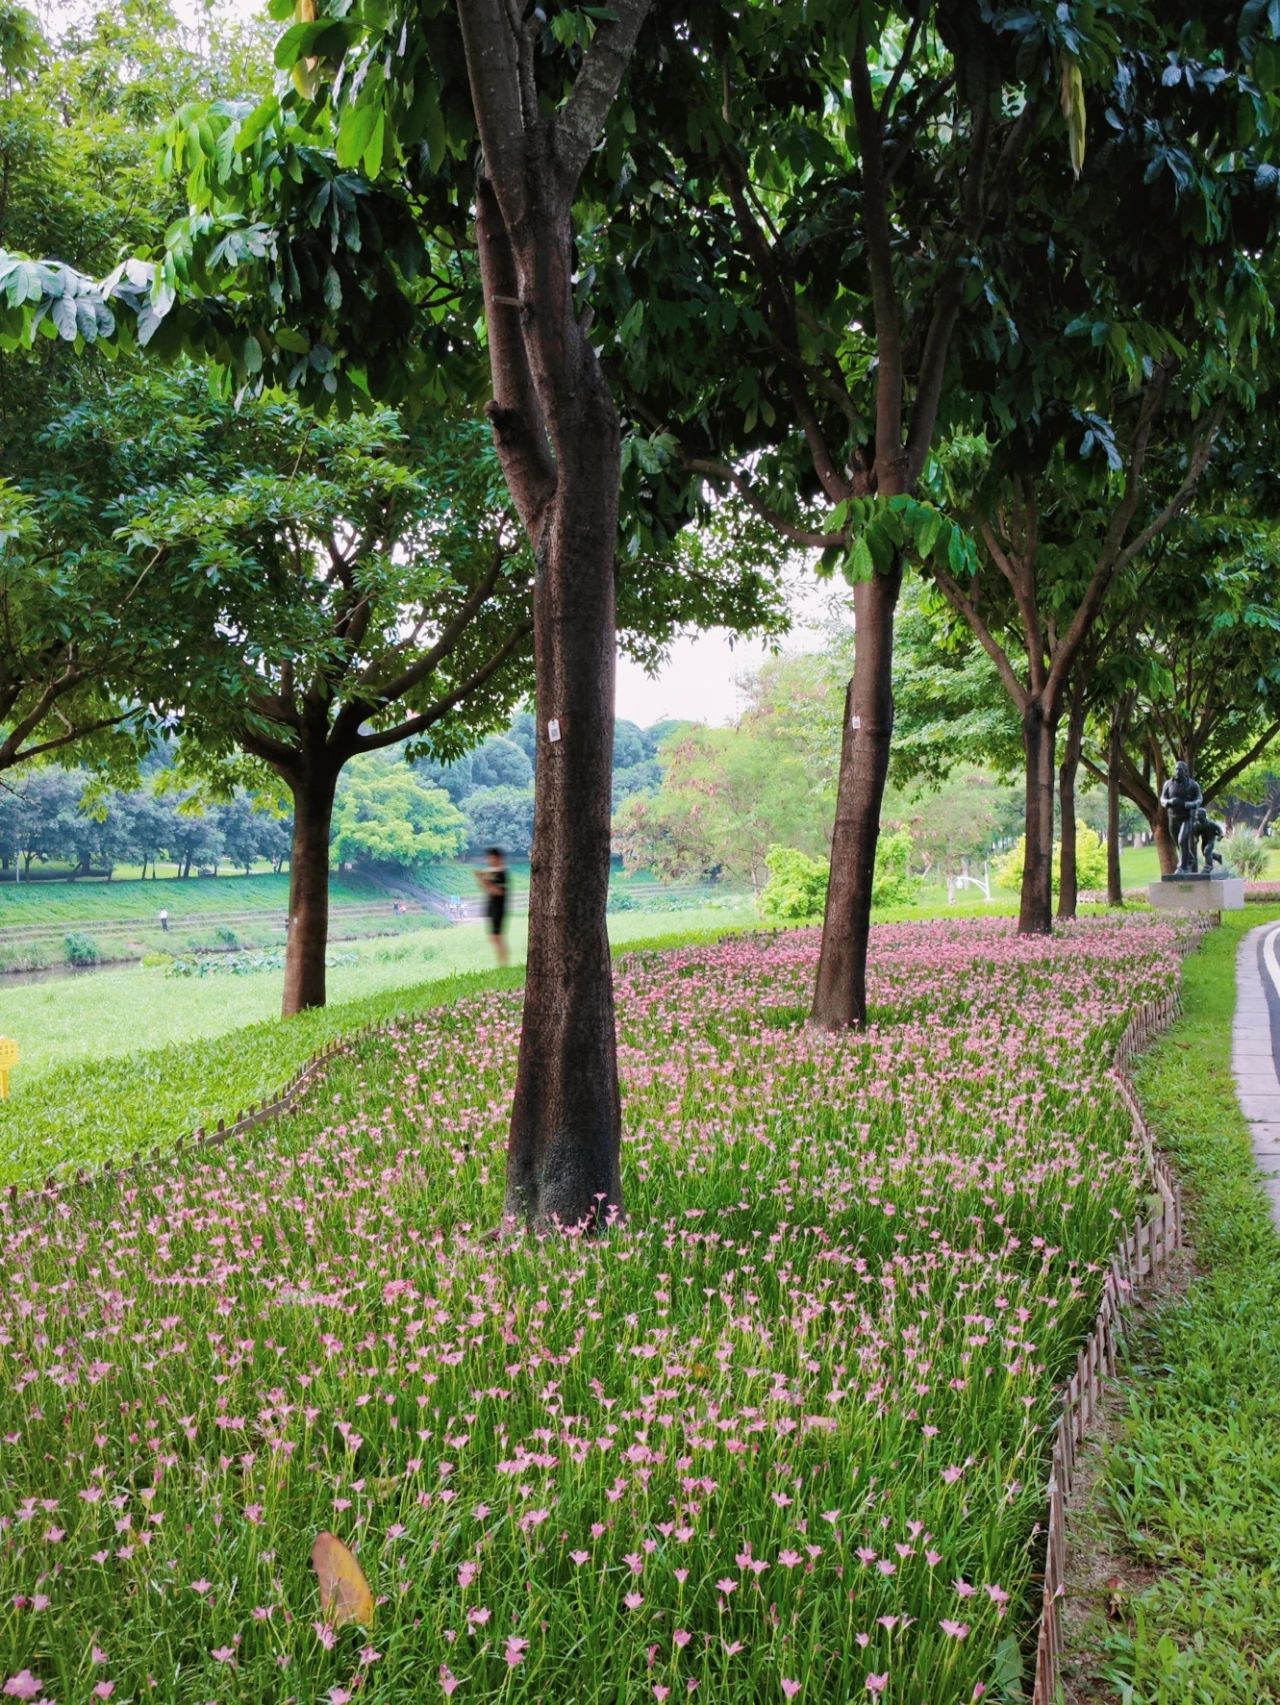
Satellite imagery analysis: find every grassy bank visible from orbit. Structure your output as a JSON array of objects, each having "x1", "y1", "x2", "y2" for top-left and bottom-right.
[
  {"x1": 0, "y1": 917, "x2": 1183, "y2": 1702},
  {"x1": 0, "y1": 869, "x2": 386, "y2": 926},
  {"x1": 0, "y1": 905, "x2": 756, "y2": 1186},
  {"x1": 1066, "y1": 907, "x2": 1280, "y2": 1702}
]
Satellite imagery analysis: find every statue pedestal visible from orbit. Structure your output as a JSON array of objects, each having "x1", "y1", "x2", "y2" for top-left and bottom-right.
[{"x1": 1148, "y1": 874, "x2": 1244, "y2": 912}]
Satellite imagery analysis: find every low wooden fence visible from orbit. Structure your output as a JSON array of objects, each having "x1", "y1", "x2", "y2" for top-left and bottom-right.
[
  {"x1": 4, "y1": 1021, "x2": 387, "y2": 1209},
  {"x1": 1030, "y1": 985, "x2": 1185, "y2": 1704}
]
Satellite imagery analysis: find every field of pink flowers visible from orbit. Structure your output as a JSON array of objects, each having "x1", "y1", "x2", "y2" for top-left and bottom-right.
[{"x1": 0, "y1": 917, "x2": 1184, "y2": 1704}]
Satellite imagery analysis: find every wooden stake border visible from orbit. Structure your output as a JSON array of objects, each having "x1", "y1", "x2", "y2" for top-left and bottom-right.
[{"x1": 1030, "y1": 960, "x2": 1195, "y2": 1703}]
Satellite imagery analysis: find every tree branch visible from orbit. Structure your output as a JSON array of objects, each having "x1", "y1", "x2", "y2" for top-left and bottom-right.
[
  {"x1": 684, "y1": 457, "x2": 846, "y2": 549},
  {"x1": 931, "y1": 567, "x2": 1029, "y2": 710},
  {"x1": 474, "y1": 175, "x2": 557, "y2": 542},
  {"x1": 336, "y1": 545, "x2": 510, "y2": 738},
  {"x1": 850, "y1": 24, "x2": 904, "y2": 473},
  {"x1": 556, "y1": 0, "x2": 654, "y2": 192},
  {"x1": 353, "y1": 619, "x2": 534, "y2": 755},
  {"x1": 1205, "y1": 720, "x2": 1280, "y2": 802}
]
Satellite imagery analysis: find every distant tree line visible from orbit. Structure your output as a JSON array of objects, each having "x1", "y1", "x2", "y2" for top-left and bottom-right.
[{"x1": 0, "y1": 713, "x2": 678, "y2": 881}]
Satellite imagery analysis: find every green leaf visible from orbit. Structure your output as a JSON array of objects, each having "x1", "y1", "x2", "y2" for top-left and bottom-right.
[
  {"x1": 234, "y1": 96, "x2": 280, "y2": 154},
  {"x1": 336, "y1": 101, "x2": 378, "y2": 171},
  {"x1": 844, "y1": 534, "x2": 874, "y2": 584},
  {"x1": 363, "y1": 110, "x2": 386, "y2": 179}
]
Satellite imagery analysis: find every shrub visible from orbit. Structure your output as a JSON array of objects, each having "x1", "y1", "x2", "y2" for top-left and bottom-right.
[
  {"x1": 995, "y1": 820, "x2": 1107, "y2": 893},
  {"x1": 871, "y1": 827, "x2": 920, "y2": 908},
  {"x1": 1220, "y1": 828, "x2": 1270, "y2": 880},
  {"x1": 0, "y1": 942, "x2": 54, "y2": 975},
  {"x1": 63, "y1": 931, "x2": 101, "y2": 966},
  {"x1": 759, "y1": 846, "x2": 827, "y2": 923},
  {"x1": 215, "y1": 925, "x2": 239, "y2": 946},
  {"x1": 759, "y1": 832, "x2": 919, "y2": 924}
]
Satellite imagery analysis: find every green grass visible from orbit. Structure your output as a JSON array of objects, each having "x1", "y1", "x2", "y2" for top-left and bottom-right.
[
  {"x1": 0, "y1": 901, "x2": 757, "y2": 1184},
  {"x1": 0, "y1": 870, "x2": 382, "y2": 927},
  {"x1": 0, "y1": 914, "x2": 1182, "y2": 1702},
  {"x1": 1070, "y1": 906, "x2": 1280, "y2": 1702}
]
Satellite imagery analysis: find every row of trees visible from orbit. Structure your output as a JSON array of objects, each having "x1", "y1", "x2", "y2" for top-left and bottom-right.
[{"x1": 3, "y1": 1, "x2": 1279, "y2": 1229}]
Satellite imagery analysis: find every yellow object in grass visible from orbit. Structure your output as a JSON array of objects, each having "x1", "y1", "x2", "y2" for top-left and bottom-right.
[{"x1": 0, "y1": 1036, "x2": 17, "y2": 1099}]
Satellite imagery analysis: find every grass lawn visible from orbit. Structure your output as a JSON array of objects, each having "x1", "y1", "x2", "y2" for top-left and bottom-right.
[
  {"x1": 0, "y1": 901, "x2": 756, "y2": 1184},
  {"x1": 0, "y1": 914, "x2": 1186, "y2": 1702},
  {"x1": 1061, "y1": 906, "x2": 1280, "y2": 1703}
]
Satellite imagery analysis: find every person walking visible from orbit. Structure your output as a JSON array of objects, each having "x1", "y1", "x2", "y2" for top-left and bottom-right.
[
  {"x1": 158, "y1": 907, "x2": 169, "y2": 933},
  {"x1": 476, "y1": 847, "x2": 509, "y2": 967}
]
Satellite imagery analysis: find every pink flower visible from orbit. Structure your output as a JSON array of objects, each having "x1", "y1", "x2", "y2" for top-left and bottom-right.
[
  {"x1": 458, "y1": 1561, "x2": 478, "y2": 1589},
  {"x1": 212, "y1": 1646, "x2": 236, "y2": 1664},
  {"x1": 570, "y1": 1550, "x2": 590, "y2": 1565},
  {"x1": 716, "y1": 1578, "x2": 737, "y2": 1595},
  {"x1": 92, "y1": 1648, "x2": 108, "y2": 1664},
  {"x1": 777, "y1": 1550, "x2": 802, "y2": 1569},
  {"x1": 940, "y1": 1620, "x2": 970, "y2": 1639},
  {"x1": 330, "y1": 1691, "x2": 353, "y2": 1705},
  {"x1": 782, "y1": 1683, "x2": 802, "y2": 1699},
  {"x1": 505, "y1": 1636, "x2": 529, "y2": 1667},
  {"x1": 313, "y1": 1621, "x2": 337, "y2": 1650},
  {"x1": 93, "y1": 1687, "x2": 115, "y2": 1701},
  {"x1": 654, "y1": 1690, "x2": 671, "y2": 1702},
  {"x1": 673, "y1": 1629, "x2": 692, "y2": 1649},
  {"x1": 624, "y1": 1591, "x2": 644, "y2": 1610},
  {"x1": 189, "y1": 1579, "x2": 212, "y2": 1595},
  {"x1": 3, "y1": 1675, "x2": 42, "y2": 1700},
  {"x1": 440, "y1": 1665, "x2": 459, "y2": 1697},
  {"x1": 866, "y1": 1678, "x2": 889, "y2": 1697}
]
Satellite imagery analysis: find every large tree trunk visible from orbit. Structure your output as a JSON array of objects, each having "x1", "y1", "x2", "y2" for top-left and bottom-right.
[
  {"x1": 1057, "y1": 685, "x2": 1086, "y2": 921},
  {"x1": 1152, "y1": 809, "x2": 1177, "y2": 876},
  {"x1": 505, "y1": 452, "x2": 622, "y2": 1231},
  {"x1": 282, "y1": 763, "x2": 338, "y2": 1017},
  {"x1": 812, "y1": 562, "x2": 904, "y2": 1028},
  {"x1": 1106, "y1": 714, "x2": 1124, "y2": 907},
  {"x1": 457, "y1": 0, "x2": 652, "y2": 1231},
  {"x1": 1020, "y1": 699, "x2": 1058, "y2": 935}
]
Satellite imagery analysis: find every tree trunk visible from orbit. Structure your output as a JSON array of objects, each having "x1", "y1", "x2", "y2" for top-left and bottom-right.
[
  {"x1": 1020, "y1": 699, "x2": 1058, "y2": 935},
  {"x1": 1107, "y1": 712, "x2": 1124, "y2": 906},
  {"x1": 504, "y1": 402, "x2": 623, "y2": 1232},
  {"x1": 1152, "y1": 809, "x2": 1177, "y2": 876},
  {"x1": 1056, "y1": 686, "x2": 1086, "y2": 921},
  {"x1": 812, "y1": 561, "x2": 904, "y2": 1028},
  {"x1": 282, "y1": 763, "x2": 338, "y2": 1017}
]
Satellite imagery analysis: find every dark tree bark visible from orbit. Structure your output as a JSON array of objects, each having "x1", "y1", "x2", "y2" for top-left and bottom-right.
[
  {"x1": 456, "y1": 0, "x2": 652, "y2": 1229},
  {"x1": 1057, "y1": 680, "x2": 1086, "y2": 920},
  {"x1": 812, "y1": 562, "x2": 903, "y2": 1027},
  {"x1": 1021, "y1": 701, "x2": 1058, "y2": 935},
  {"x1": 282, "y1": 760, "x2": 339, "y2": 1016},
  {"x1": 1106, "y1": 706, "x2": 1125, "y2": 906},
  {"x1": 1152, "y1": 808, "x2": 1178, "y2": 876}
]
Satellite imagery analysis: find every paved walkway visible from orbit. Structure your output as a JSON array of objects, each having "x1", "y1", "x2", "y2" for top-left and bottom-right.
[{"x1": 1233, "y1": 922, "x2": 1280, "y2": 1230}]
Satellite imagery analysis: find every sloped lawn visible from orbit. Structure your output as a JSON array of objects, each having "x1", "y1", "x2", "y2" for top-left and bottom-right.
[{"x1": 0, "y1": 918, "x2": 1183, "y2": 1703}]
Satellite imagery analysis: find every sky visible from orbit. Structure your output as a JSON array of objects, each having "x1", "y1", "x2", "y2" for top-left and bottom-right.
[
  {"x1": 616, "y1": 572, "x2": 847, "y2": 728},
  {"x1": 34, "y1": 0, "x2": 853, "y2": 730}
]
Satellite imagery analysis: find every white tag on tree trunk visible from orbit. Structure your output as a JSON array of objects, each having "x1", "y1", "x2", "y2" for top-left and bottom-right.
[
  {"x1": 547, "y1": 718, "x2": 561, "y2": 743},
  {"x1": 849, "y1": 712, "x2": 861, "y2": 730}
]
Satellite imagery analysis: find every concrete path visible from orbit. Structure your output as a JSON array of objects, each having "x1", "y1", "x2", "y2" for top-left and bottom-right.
[{"x1": 1233, "y1": 922, "x2": 1280, "y2": 1230}]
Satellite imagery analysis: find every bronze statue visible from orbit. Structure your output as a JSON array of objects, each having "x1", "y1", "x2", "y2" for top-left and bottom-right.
[
  {"x1": 1159, "y1": 760, "x2": 1204, "y2": 874},
  {"x1": 1195, "y1": 806, "x2": 1225, "y2": 871}
]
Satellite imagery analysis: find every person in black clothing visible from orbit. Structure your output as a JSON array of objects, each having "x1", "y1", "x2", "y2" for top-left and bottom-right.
[{"x1": 476, "y1": 846, "x2": 509, "y2": 966}]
